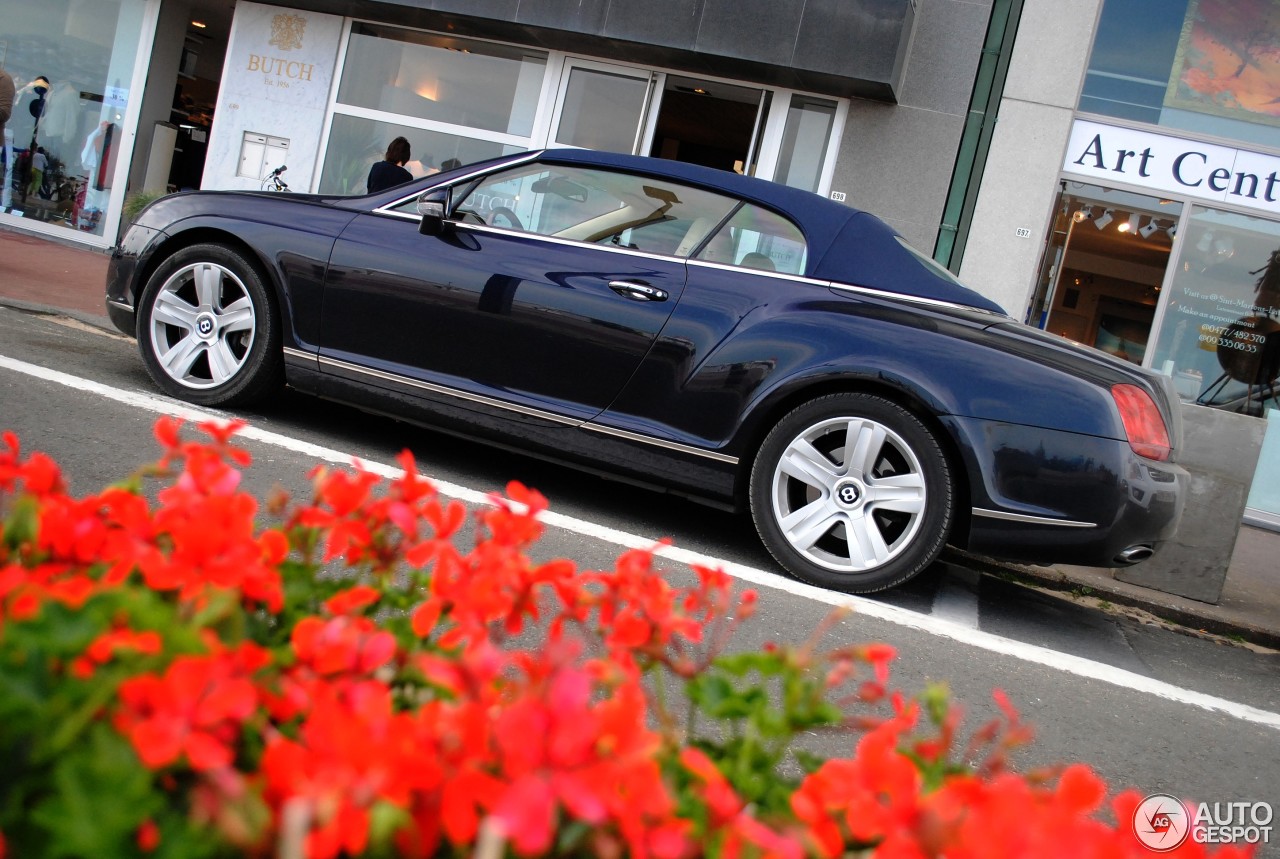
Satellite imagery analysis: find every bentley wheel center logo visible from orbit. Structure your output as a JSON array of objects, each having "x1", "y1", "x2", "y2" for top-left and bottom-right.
[{"x1": 269, "y1": 13, "x2": 306, "y2": 51}]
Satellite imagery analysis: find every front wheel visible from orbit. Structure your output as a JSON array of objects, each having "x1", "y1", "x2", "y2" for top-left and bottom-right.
[
  {"x1": 136, "y1": 243, "x2": 283, "y2": 406},
  {"x1": 749, "y1": 393, "x2": 953, "y2": 593}
]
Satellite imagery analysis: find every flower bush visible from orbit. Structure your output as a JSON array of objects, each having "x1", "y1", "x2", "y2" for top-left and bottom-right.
[{"x1": 0, "y1": 419, "x2": 1254, "y2": 858}]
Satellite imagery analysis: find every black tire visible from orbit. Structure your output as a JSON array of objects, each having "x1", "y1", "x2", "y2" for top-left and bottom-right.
[
  {"x1": 136, "y1": 243, "x2": 283, "y2": 407},
  {"x1": 748, "y1": 393, "x2": 953, "y2": 593}
]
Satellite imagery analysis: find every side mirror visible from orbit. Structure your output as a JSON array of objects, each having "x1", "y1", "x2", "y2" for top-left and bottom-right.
[{"x1": 417, "y1": 188, "x2": 450, "y2": 236}]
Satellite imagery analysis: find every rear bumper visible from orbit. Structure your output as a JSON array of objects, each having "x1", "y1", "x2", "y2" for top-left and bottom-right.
[{"x1": 945, "y1": 416, "x2": 1186, "y2": 567}]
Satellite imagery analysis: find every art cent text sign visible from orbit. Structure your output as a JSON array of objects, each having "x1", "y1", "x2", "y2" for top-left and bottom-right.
[{"x1": 1063, "y1": 119, "x2": 1280, "y2": 216}]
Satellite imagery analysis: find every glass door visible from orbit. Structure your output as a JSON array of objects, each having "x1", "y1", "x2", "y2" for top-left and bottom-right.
[{"x1": 547, "y1": 59, "x2": 657, "y2": 154}]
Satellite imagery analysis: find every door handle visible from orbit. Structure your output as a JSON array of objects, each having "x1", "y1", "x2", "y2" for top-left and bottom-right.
[{"x1": 608, "y1": 280, "x2": 669, "y2": 302}]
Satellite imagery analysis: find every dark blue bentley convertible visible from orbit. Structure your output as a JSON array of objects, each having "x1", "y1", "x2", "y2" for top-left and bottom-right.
[{"x1": 106, "y1": 149, "x2": 1186, "y2": 592}]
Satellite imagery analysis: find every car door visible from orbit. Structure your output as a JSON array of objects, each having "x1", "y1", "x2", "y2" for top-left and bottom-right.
[{"x1": 319, "y1": 161, "x2": 737, "y2": 423}]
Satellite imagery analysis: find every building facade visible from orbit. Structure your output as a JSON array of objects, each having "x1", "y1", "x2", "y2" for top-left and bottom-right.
[
  {"x1": 1, "y1": 0, "x2": 1276, "y2": 524},
  {"x1": 961, "y1": 0, "x2": 1280, "y2": 526}
]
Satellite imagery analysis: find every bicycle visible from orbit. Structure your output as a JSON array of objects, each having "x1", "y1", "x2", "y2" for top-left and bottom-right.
[{"x1": 261, "y1": 165, "x2": 290, "y2": 192}]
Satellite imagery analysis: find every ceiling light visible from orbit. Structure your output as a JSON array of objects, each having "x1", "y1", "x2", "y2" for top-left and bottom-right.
[
  {"x1": 191, "y1": 20, "x2": 207, "y2": 28},
  {"x1": 1138, "y1": 219, "x2": 1159, "y2": 239},
  {"x1": 1094, "y1": 208, "x2": 1114, "y2": 229},
  {"x1": 1073, "y1": 205, "x2": 1093, "y2": 223},
  {"x1": 1118, "y1": 213, "x2": 1139, "y2": 233},
  {"x1": 1167, "y1": 223, "x2": 1178, "y2": 239}
]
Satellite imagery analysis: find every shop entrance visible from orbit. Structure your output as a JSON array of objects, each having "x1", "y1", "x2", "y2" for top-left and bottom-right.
[
  {"x1": 646, "y1": 76, "x2": 766, "y2": 174},
  {"x1": 547, "y1": 61, "x2": 766, "y2": 175},
  {"x1": 1027, "y1": 183, "x2": 1183, "y2": 366}
]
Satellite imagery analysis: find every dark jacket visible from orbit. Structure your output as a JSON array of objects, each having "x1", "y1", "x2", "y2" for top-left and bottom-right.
[{"x1": 366, "y1": 160, "x2": 412, "y2": 194}]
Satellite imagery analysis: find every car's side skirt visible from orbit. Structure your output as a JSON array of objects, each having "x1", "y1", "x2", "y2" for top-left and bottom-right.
[{"x1": 306, "y1": 352, "x2": 738, "y2": 465}]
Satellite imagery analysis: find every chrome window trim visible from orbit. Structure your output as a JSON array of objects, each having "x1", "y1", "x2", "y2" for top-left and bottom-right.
[
  {"x1": 686, "y1": 258, "x2": 824, "y2": 285},
  {"x1": 972, "y1": 507, "x2": 1097, "y2": 528},
  {"x1": 829, "y1": 282, "x2": 1009, "y2": 316},
  {"x1": 316, "y1": 354, "x2": 738, "y2": 464}
]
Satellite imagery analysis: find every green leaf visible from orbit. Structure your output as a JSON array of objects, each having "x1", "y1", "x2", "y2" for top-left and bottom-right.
[{"x1": 28, "y1": 723, "x2": 158, "y2": 859}]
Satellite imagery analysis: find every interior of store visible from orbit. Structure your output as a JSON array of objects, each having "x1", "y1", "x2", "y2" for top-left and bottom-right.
[
  {"x1": 166, "y1": 0, "x2": 234, "y2": 190},
  {"x1": 1031, "y1": 184, "x2": 1182, "y2": 366}
]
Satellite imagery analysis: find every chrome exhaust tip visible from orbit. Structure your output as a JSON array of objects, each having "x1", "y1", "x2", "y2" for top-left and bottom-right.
[{"x1": 1114, "y1": 545, "x2": 1154, "y2": 565}]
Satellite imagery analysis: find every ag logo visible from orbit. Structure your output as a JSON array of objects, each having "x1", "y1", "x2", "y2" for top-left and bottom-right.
[
  {"x1": 1134, "y1": 794, "x2": 1190, "y2": 851},
  {"x1": 269, "y1": 13, "x2": 306, "y2": 51}
]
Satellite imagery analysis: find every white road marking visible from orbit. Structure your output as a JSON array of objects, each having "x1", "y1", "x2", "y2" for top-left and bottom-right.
[
  {"x1": 930, "y1": 566, "x2": 982, "y2": 628},
  {"x1": 2, "y1": 351, "x2": 1279, "y2": 731}
]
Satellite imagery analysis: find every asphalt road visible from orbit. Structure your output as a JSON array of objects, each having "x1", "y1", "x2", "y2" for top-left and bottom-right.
[{"x1": 1, "y1": 305, "x2": 1277, "y2": 852}]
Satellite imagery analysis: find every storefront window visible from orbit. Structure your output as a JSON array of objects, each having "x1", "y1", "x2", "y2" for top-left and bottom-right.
[
  {"x1": 1029, "y1": 182, "x2": 1181, "y2": 363},
  {"x1": 553, "y1": 66, "x2": 653, "y2": 153},
  {"x1": 1149, "y1": 206, "x2": 1280, "y2": 416},
  {"x1": 317, "y1": 114, "x2": 518, "y2": 196},
  {"x1": 336, "y1": 24, "x2": 545, "y2": 137},
  {"x1": 0, "y1": 0, "x2": 151, "y2": 238},
  {"x1": 774, "y1": 95, "x2": 836, "y2": 194},
  {"x1": 1082, "y1": 0, "x2": 1280, "y2": 151}
]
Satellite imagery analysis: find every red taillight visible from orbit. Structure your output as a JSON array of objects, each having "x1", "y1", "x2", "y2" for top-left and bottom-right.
[{"x1": 1111, "y1": 384, "x2": 1171, "y2": 461}]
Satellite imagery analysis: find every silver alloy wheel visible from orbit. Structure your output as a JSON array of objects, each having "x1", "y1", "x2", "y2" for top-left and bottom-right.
[
  {"x1": 148, "y1": 261, "x2": 257, "y2": 390},
  {"x1": 769, "y1": 416, "x2": 927, "y2": 572}
]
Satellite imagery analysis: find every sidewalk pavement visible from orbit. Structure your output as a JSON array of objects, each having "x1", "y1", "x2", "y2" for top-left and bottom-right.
[{"x1": 2, "y1": 224, "x2": 1279, "y2": 649}]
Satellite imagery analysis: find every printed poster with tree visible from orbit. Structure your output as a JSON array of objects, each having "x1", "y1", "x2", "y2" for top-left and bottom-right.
[{"x1": 1165, "y1": 0, "x2": 1280, "y2": 127}]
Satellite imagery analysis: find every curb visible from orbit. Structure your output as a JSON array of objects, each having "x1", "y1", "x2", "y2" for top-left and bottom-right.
[
  {"x1": 0, "y1": 297, "x2": 119, "y2": 336},
  {"x1": 946, "y1": 548, "x2": 1280, "y2": 651}
]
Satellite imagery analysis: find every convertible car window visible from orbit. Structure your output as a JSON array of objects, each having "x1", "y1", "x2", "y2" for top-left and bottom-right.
[
  {"x1": 694, "y1": 203, "x2": 807, "y2": 275},
  {"x1": 448, "y1": 164, "x2": 738, "y2": 257}
]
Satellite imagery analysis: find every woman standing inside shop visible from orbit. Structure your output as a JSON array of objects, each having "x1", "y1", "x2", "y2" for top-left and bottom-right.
[{"x1": 366, "y1": 137, "x2": 413, "y2": 193}]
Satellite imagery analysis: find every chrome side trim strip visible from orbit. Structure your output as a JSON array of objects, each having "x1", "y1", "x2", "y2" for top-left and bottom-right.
[
  {"x1": 283, "y1": 346, "x2": 319, "y2": 371},
  {"x1": 972, "y1": 507, "x2": 1097, "y2": 528},
  {"x1": 581, "y1": 422, "x2": 739, "y2": 464},
  {"x1": 317, "y1": 354, "x2": 581, "y2": 426},
  {"x1": 316, "y1": 354, "x2": 738, "y2": 464},
  {"x1": 107, "y1": 299, "x2": 135, "y2": 312}
]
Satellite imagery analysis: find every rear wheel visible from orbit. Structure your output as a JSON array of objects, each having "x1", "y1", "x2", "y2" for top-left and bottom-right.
[
  {"x1": 136, "y1": 243, "x2": 283, "y2": 406},
  {"x1": 749, "y1": 393, "x2": 953, "y2": 593}
]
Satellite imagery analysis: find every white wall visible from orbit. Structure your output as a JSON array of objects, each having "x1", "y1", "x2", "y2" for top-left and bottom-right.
[{"x1": 202, "y1": 2, "x2": 343, "y2": 191}]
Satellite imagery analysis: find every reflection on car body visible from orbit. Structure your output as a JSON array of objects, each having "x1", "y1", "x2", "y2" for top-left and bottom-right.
[{"x1": 105, "y1": 148, "x2": 1187, "y2": 593}]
